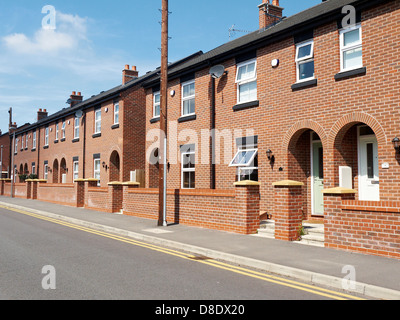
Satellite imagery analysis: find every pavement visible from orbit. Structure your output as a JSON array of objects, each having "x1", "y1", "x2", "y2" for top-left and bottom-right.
[{"x1": 0, "y1": 195, "x2": 399, "y2": 300}]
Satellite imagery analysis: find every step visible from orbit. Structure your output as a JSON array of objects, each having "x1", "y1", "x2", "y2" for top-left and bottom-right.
[
  {"x1": 297, "y1": 223, "x2": 325, "y2": 247},
  {"x1": 254, "y1": 220, "x2": 275, "y2": 238}
]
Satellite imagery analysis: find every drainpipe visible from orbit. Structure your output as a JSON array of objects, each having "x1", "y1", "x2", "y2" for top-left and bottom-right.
[{"x1": 211, "y1": 76, "x2": 216, "y2": 189}]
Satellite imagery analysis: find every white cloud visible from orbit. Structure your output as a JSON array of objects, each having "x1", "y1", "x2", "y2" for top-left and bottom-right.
[{"x1": 2, "y1": 11, "x2": 88, "y2": 55}]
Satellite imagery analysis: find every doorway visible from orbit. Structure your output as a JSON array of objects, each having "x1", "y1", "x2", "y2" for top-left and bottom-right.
[{"x1": 311, "y1": 133, "x2": 324, "y2": 216}]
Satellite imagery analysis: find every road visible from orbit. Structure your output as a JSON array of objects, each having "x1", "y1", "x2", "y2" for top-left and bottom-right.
[{"x1": 0, "y1": 206, "x2": 369, "y2": 304}]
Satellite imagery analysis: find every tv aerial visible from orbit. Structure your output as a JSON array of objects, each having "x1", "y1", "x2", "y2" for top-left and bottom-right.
[{"x1": 228, "y1": 24, "x2": 252, "y2": 40}]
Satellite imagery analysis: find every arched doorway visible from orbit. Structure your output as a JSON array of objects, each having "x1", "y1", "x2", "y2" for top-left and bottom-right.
[
  {"x1": 333, "y1": 123, "x2": 380, "y2": 201},
  {"x1": 53, "y1": 159, "x2": 59, "y2": 183},
  {"x1": 24, "y1": 163, "x2": 29, "y2": 175},
  {"x1": 60, "y1": 158, "x2": 67, "y2": 183},
  {"x1": 287, "y1": 129, "x2": 325, "y2": 219},
  {"x1": 109, "y1": 151, "x2": 120, "y2": 182}
]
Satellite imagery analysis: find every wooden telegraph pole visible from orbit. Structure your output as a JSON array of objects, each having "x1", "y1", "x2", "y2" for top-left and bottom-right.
[{"x1": 158, "y1": 0, "x2": 168, "y2": 226}]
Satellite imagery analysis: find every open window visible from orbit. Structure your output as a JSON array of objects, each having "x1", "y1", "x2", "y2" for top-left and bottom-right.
[
  {"x1": 229, "y1": 141, "x2": 259, "y2": 182},
  {"x1": 295, "y1": 40, "x2": 314, "y2": 82}
]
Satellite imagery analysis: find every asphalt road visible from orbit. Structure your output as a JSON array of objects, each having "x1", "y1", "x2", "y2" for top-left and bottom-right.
[{"x1": 0, "y1": 206, "x2": 367, "y2": 303}]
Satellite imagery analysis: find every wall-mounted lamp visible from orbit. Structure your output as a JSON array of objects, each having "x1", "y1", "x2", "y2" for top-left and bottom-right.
[
  {"x1": 266, "y1": 149, "x2": 273, "y2": 160},
  {"x1": 392, "y1": 137, "x2": 400, "y2": 153},
  {"x1": 102, "y1": 161, "x2": 108, "y2": 170}
]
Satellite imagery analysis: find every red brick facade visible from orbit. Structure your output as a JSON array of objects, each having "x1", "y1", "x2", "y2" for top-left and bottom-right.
[{"x1": 3, "y1": 0, "x2": 399, "y2": 259}]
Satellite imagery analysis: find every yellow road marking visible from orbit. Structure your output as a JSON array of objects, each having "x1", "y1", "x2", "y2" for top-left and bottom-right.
[{"x1": 1, "y1": 205, "x2": 365, "y2": 300}]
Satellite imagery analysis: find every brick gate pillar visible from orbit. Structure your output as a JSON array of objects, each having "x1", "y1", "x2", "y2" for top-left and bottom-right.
[
  {"x1": 74, "y1": 179, "x2": 86, "y2": 207},
  {"x1": 25, "y1": 179, "x2": 32, "y2": 199},
  {"x1": 234, "y1": 180, "x2": 261, "y2": 235},
  {"x1": 272, "y1": 180, "x2": 304, "y2": 241},
  {"x1": 322, "y1": 187, "x2": 356, "y2": 249},
  {"x1": 107, "y1": 182, "x2": 123, "y2": 213}
]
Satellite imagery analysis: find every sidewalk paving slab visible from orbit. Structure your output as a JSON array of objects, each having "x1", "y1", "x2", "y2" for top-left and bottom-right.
[{"x1": 0, "y1": 196, "x2": 399, "y2": 300}]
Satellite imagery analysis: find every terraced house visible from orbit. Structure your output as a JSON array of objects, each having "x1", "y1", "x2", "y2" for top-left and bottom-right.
[{"x1": 4, "y1": 0, "x2": 400, "y2": 259}]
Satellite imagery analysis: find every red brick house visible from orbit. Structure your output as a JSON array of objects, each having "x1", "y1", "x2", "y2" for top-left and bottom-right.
[{"x1": 4, "y1": 0, "x2": 400, "y2": 259}]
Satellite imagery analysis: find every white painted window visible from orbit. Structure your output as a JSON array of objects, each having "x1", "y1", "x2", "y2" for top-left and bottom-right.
[
  {"x1": 21, "y1": 135, "x2": 24, "y2": 150},
  {"x1": 230, "y1": 144, "x2": 258, "y2": 182},
  {"x1": 55, "y1": 123, "x2": 59, "y2": 140},
  {"x1": 95, "y1": 109, "x2": 101, "y2": 134},
  {"x1": 32, "y1": 164, "x2": 36, "y2": 175},
  {"x1": 74, "y1": 117, "x2": 80, "y2": 139},
  {"x1": 32, "y1": 131, "x2": 36, "y2": 149},
  {"x1": 94, "y1": 159, "x2": 101, "y2": 185},
  {"x1": 182, "y1": 81, "x2": 195, "y2": 116},
  {"x1": 181, "y1": 149, "x2": 195, "y2": 189},
  {"x1": 73, "y1": 161, "x2": 79, "y2": 180},
  {"x1": 295, "y1": 39, "x2": 314, "y2": 82},
  {"x1": 26, "y1": 134, "x2": 28, "y2": 149},
  {"x1": 340, "y1": 24, "x2": 362, "y2": 72},
  {"x1": 114, "y1": 101, "x2": 119, "y2": 124},
  {"x1": 14, "y1": 138, "x2": 18, "y2": 154},
  {"x1": 62, "y1": 121, "x2": 66, "y2": 139},
  {"x1": 236, "y1": 59, "x2": 257, "y2": 104},
  {"x1": 153, "y1": 91, "x2": 160, "y2": 118},
  {"x1": 44, "y1": 164, "x2": 48, "y2": 180},
  {"x1": 44, "y1": 127, "x2": 49, "y2": 146}
]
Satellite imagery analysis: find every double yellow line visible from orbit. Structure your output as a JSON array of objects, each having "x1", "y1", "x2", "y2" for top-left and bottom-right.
[{"x1": 1, "y1": 204, "x2": 365, "y2": 300}]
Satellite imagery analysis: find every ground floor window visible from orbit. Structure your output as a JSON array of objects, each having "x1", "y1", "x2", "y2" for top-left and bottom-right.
[
  {"x1": 44, "y1": 164, "x2": 48, "y2": 180},
  {"x1": 230, "y1": 138, "x2": 258, "y2": 182},
  {"x1": 181, "y1": 148, "x2": 195, "y2": 189},
  {"x1": 94, "y1": 159, "x2": 101, "y2": 186},
  {"x1": 73, "y1": 161, "x2": 79, "y2": 180}
]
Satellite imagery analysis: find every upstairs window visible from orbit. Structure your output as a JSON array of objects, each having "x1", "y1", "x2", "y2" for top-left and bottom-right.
[
  {"x1": 14, "y1": 138, "x2": 18, "y2": 154},
  {"x1": 114, "y1": 101, "x2": 119, "y2": 124},
  {"x1": 153, "y1": 91, "x2": 160, "y2": 118},
  {"x1": 182, "y1": 81, "x2": 195, "y2": 116},
  {"x1": 44, "y1": 127, "x2": 49, "y2": 146},
  {"x1": 340, "y1": 24, "x2": 362, "y2": 72},
  {"x1": 74, "y1": 117, "x2": 80, "y2": 139},
  {"x1": 62, "y1": 121, "x2": 66, "y2": 139},
  {"x1": 25, "y1": 134, "x2": 28, "y2": 149},
  {"x1": 94, "y1": 109, "x2": 101, "y2": 134},
  {"x1": 295, "y1": 40, "x2": 314, "y2": 82},
  {"x1": 32, "y1": 131, "x2": 36, "y2": 149},
  {"x1": 236, "y1": 59, "x2": 257, "y2": 104},
  {"x1": 55, "y1": 123, "x2": 59, "y2": 141}
]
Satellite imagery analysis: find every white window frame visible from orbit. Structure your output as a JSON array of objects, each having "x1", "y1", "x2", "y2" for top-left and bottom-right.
[
  {"x1": 339, "y1": 24, "x2": 363, "y2": 72},
  {"x1": 32, "y1": 164, "x2": 36, "y2": 175},
  {"x1": 55, "y1": 123, "x2": 59, "y2": 141},
  {"x1": 114, "y1": 101, "x2": 119, "y2": 125},
  {"x1": 74, "y1": 117, "x2": 80, "y2": 139},
  {"x1": 14, "y1": 138, "x2": 18, "y2": 154},
  {"x1": 94, "y1": 159, "x2": 101, "y2": 185},
  {"x1": 73, "y1": 161, "x2": 79, "y2": 180},
  {"x1": 62, "y1": 121, "x2": 66, "y2": 139},
  {"x1": 229, "y1": 144, "x2": 259, "y2": 182},
  {"x1": 32, "y1": 131, "x2": 36, "y2": 149},
  {"x1": 153, "y1": 91, "x2": 161, "y2": 118},
  {"x1": 181, "y1": 80, "x2": 196, "y2": 116},
  {"x1": 21, "y1": 135, "x2": 24, "y2": 150},
  {"x1": 44, "y1": 127, "x2": 49, "y2": 146},
  {"x1": 25, "y1": 134, "x2": 28, "y2": 149},
  {"x1": 181, "y1": 150, "x2": 195, "y2": 189},
  {"x1": 94, "y1": 109, "x2": 101, "y2": 134},
  {"x1": 235, "y1": 59, "x2": 257, "y2": 104},
  {"x1": 44, "y1": 164, "x2": 48, "y2": 180},
  {"x1": 295, "y1": 39, "x2": 315, "y2": 82}
]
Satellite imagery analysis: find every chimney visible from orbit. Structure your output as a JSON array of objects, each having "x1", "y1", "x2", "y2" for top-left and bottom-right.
[
  {"x1": 258, "y1": 0, "x2": 283, "y2": 30},
  {"x1": 122, "y1": 65, "x2": 139, "y2": 85},
  {"x1": 37, "y1": 108, "x2": 48, "y2": 121},
  {"x1": 69, "y1": 91, "x2": 83, "y2": 107}
]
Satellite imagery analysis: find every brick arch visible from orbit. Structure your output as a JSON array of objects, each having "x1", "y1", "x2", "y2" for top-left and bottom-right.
[
  {"x1": 283, "y1": 119, "x2": 328, "y2": 150},
  {"x1": 328, "y1": 112, "x2": 387, "y2": 148}
]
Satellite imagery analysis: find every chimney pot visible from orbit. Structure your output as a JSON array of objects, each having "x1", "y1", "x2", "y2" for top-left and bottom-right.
[
  {"x1": 72, "y1": 91, "x2": 76, "y2": 95},
  {"x1": 78, "y1": 92, "x2": 81, "y2": 96},
  {"x1": 125, "y1": 64, "x2": 130, "y2": 70}
]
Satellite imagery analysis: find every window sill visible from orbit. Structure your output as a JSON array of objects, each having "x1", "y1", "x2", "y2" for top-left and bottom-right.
[
  {"x1": 60, "y1": 138, "x2": 65, "y2": 142},
  {"x1": 92, "y1": 133, "x2": 101, "y2": 138},
  {"x1": 334, "y1": 67, "x2": 366, "y2": 80},
  {"x1": 54, "y1": 140, "x2": 59, "y2": 144},
  {"x1": 178, "y1": 114, "x2": 197, "y2": 123},
  {"x1": 232, "y1": 100, "x2": 259, "y2": 111},
  {"x1": 31, "y1": 148, "x2": 36, "y2": 152},
  {"x1": 111, "y1": 123, "x2": 119, "y2": 129},
  {"x1": 72, "y1": 138, "x2": 80, "y2": 143},
  {"x1": 150, "y1": 117, "x2": 160, "y2": 124},
  {"x1": 43, "y1": 145, "x2": 49, "y2": 149},
  {"x1": 291, "y1": 78, "x2": 317, "y2": 91}
]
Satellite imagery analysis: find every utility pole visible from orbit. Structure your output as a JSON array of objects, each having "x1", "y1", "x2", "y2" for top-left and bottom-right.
[{"x1": 158, "y1": 0, "x2": 168, "y2": 227}]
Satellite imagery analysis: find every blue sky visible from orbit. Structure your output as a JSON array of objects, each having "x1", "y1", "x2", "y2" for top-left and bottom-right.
[{"x1": 0, "y1": 0, "x2": 321, "y2": 132}]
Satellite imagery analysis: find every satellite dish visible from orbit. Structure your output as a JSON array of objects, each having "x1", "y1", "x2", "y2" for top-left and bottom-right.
[
  {"x1": 75, "y1": 110, "x2": 83, "y2": 118},
  {"x1": 209, "y1": 65, "x2": 226, "y2": 79}
]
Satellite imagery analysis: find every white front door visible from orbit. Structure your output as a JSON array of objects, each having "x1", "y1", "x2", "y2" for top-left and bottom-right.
[
  {"x1": 312, "y1": 141, "x2": 324, "y2": 215},
  {"x1": 358, "y1": 135, "x2": 379, "y2": 201}
]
